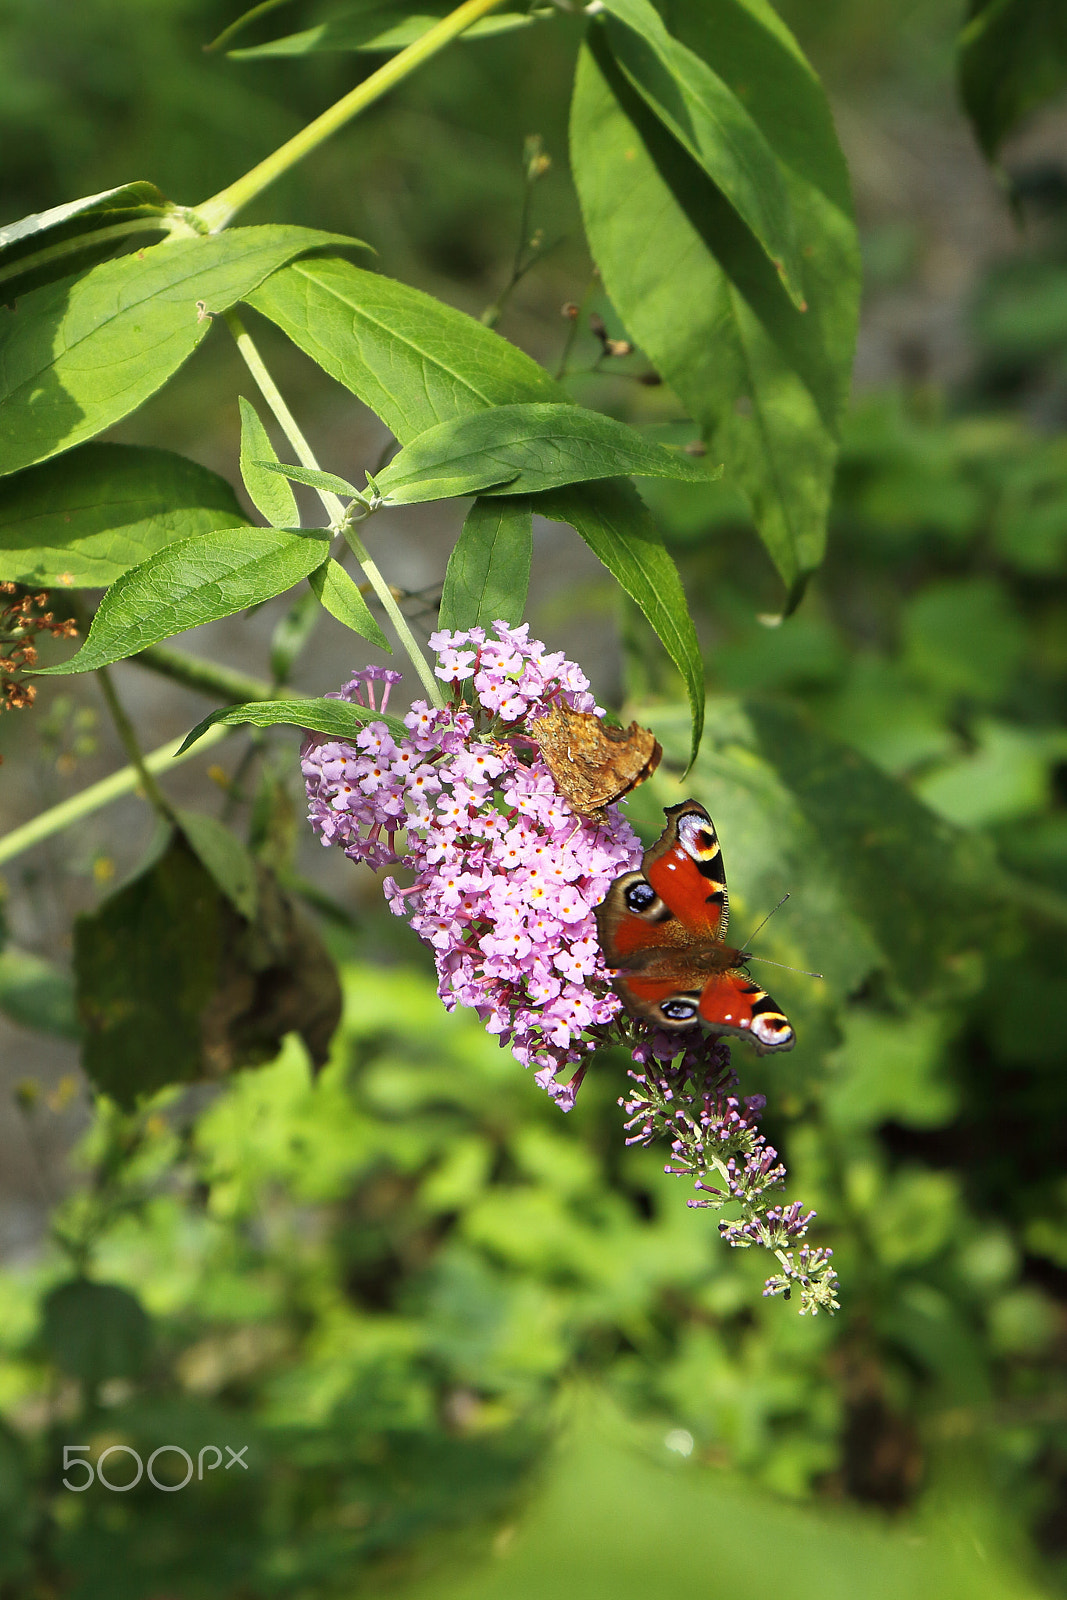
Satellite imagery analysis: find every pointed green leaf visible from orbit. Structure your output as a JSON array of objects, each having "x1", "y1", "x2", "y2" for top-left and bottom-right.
[
  {"x1": 256, "y1": 459, "x2": 362, "y2": 498},
  {"x1": 0, "y1": 225, "x2": 365, "y2": 478},
  {"x1": 0, "y1": 442, "x2": 249, "y2": 587},
  {"x1": 374, "y1": 403, "x2": 714, "y2": 505},
  {"x1": 440, "y1": 497, "x2": 532, "y2": 632},
  {"x1": 537, "y1": 478, "x2": 704, "y2": 767},
  {"x1": 0, "y1": 947, "x2": 78, "y2": 1039},
  {"x1": 178, "y1": 696, "x2": 407, "y2": 756},
  {"x1": 309, "y1": 558, "x2": 389, "y2": 648},
  {"x1": 37, "y1": 526, "x2": 330, "y2": 675},
  {"x1": 244, "y1": 255, "x2": 567, "y2": 444},
  {"x1": 571, "y1": 6, "x2": 859, "y2": 597},
  {"x1": 0, "y1": 181, "x2": 175, "y2": 300},
  {"x1": 958, "y1": 0, "x2": 1067, "y2": 161},
  {"x1": 598, "y1": 0, "x2": 804, "y2": 305},
  {"x1": 178, "y1": 810, "x2": 259, "y2": 922},
  {"x1": 229, "y1": 5, "x2": 536, "y2": 57},
  {"x1": 238, "y1": 396, "x2": 298, "y2": 526}
]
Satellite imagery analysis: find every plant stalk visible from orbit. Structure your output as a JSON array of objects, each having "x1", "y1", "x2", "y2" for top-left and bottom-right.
[
  {"x1": 0, "y1": 724, "x2": 233, "y2": 869},
  {"x1": 224, "y1": 310, "x2": 444, "y2": 707},
  {"x1": 196, "y1": 0, "x2": 511, "y2": 233}
]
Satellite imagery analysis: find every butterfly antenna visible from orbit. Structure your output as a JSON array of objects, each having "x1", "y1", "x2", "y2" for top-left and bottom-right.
[
  {"x1": 741, "y1": 894, "x2": 823, "y2": 979},
  {"x1": 744, "y1": 953, "x2": 824, "y2": 980},
  {"x1": 744, "y1": 892, "x2": 790, "y2": 947}
]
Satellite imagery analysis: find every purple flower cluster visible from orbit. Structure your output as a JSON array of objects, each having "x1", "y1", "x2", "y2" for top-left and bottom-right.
[
  {"x1": 301, "y1": 623, "x2": 643, "y2": 1108},
  {"x1": 623, "y1": 1054, "x2": 839, "y2": 1314}
]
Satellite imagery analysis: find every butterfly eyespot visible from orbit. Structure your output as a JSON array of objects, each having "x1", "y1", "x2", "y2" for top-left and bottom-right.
[
  {"x1": 624, "y1": 881, "x2": 657, "y2": 912},
  {"x1": 660, "y1": 998, "x2": 698, "y2": 1023}
]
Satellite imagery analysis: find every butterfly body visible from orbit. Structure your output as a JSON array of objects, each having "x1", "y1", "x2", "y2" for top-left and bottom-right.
[{"x1": 595, "y1": 800, "x2": 795, "y2": 1053}]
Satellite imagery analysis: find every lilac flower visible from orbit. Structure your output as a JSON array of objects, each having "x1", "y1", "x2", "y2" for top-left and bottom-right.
[
  {"x1": 622, "y1": 1052, "x2": 839, "y2": 1315},
  {"x1": 301, "y1": 623, "x2": 837, "y2": 1311},
  {"x1": 302, "y1": 624, "x2": 642, "y2": 1106}
]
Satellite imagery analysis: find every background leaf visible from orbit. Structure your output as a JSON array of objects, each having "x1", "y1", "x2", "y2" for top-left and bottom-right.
[
  {"x1": 308, "y1": 557, "x2": 390, "y2": 647},
  {"x1": 238, "y1": 396, "x2": 298, "y2": 526},
  {"x1": 41, "y1": 1281, "x2": 151, "y2": 1387},
  {"x1": 599, "y1": 0, "x2": 805, "y2": 305},
  {"x1": 38, "y1": 526, "x2": 330, "y2": 675},
  {"x1": 228, "y1": 4, "x2": 536, "y2": 58},
  {"x1": 0, "y1": 946, "x2": 78, "y2": 1038},
  {"x1": 373, "y1": 402, "x2": 713, "y2": 504},
  {"x1": 958, "y1": 0, "x2": 1067, "y2": 161},
  {"x1": 178, "y1": 810, "x2": 260, "y2": 922},
  {"x1": 571, "y1": 6, "x2": 859, "y2": 597},
  {"x1": 0, "y1": 226, "x2": 362, "y2": 478},
  {"x1": 74, "y1": 833, "x2": 342, "y2": 1107},
  {"x1": 439, "y1": 496, "x2": 532, "y2": 631},
  {"x1": 0, "y1": 442, "x2": 250, "y2": 587},
  {"x1": 639, "y1": 696, "x2": 999, "y2": 1004}
]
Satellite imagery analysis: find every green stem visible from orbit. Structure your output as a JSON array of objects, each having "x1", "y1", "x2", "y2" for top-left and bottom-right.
[
  {"x1": 224, "y1": 310, "x2": 445, "y2": 708},
  {"x1": 94, "y1": 666, "x2": 178, "y2": 826},
  {"x1": 132, "y1": 643, "x2": 275, "y2": 704},
  {"x1": 196, "y1": 0, "x2": 512, "y2": 232},
  {"x1": 0, "y1": 724, "x2": 233, "y2": 869},
  {"x1": 204, "y1": 0, "x2": 295, "y2": 53}
]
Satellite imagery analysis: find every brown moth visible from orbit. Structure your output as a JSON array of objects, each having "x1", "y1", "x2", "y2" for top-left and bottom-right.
[{"x1": 533, "y1": 704, "x2": 661, "y2": 819}]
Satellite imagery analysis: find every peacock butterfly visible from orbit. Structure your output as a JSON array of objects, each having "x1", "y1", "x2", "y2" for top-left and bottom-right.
[{"x1": 594, "y1": 800, "x2": 796, "y2": 1053}]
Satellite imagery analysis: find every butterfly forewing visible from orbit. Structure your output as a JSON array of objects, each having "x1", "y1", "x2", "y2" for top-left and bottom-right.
[{"x1": 643, "y1": 801, "x2": 730, "y2": 942}]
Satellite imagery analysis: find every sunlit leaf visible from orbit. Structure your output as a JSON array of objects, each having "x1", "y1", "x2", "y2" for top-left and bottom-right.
[
  {"x1": 0, "y1": 442, "x2": 250, "y2": 587},
  {"x1": 37, "y1": 527, "x2": 330, "y2": 675},
  {"x1": 439, "y1": 497, "x2": 532, "y2": 631},
  {"x1": 374, "y1": 402, "x2": 712, "y2": 505},
  {"x1": 238, "y1": 396, "x2": 298, "y2": 526},
  {"x1": 0, "y1": 226, "x2": 364, "y2": 477}
]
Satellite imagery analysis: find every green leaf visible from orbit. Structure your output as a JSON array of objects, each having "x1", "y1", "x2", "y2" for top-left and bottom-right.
[
  {"x1": 400, "y1": 1392, "x2": 1048, "y2": 1600},
  {"x1": 0, "y1": 946, "x2": 78, "y2": 1038},
  {"x1": 0, "y1": 181, "x2": 175, "y2": 300},
  {"x1": 238, "y1": 396, "x2": 298, "y2": 526},
  {"x1": 41, "y1": 1281, "x2": 151, "y2": 1385},
  {"x1": 308, "y1": 558, "x2": 390, "y2": 648},
  {"x1": 645, "y1": 695, "x2": 998, "y2": 1002},
  {"x1": 37, "y1": 526, "x2": 330, "y2": 675},
  {"x1": 243, "y1": 255, "x2": 567, "y2": 444},
  {"x1": 74, "y1": 832, "x2": 343, "y2": 1105},
  {"x1": 229, "y1": 4, "x2": 536, "y2": 57},
  {"x1": 0, "y1": 225, "x2": 364, "y2": 478},
  {"x1": 177, "y1": 696, "x2": 408, "y2": 756},
  {"x1": 0, "y1": 442, "x2": 250, "y2": 587},
  {"x1": 178, "y1": 810, "x2": 259, "y2": 922},
  {"x1": 439, "y1": 497, "x2": 532, "y2": 631},
  {"x1": 256, "y1": 459, "x2": 363, "y2": 498},
  {"x1": 537, "y1": 479, "x2": 704, "y2": 767},
  {"x1": 571, "y1": 7, "x2": 859, "y2": 598},
  {"x1": 374, "y1": 403, "x2": 713, "y2": 505},
  {"x1": 958, "y1": 0, "x2": 1067, "y2": 161},
  {"x1": 598, "y1": 0, "x2": 804, "y2": 306}
]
